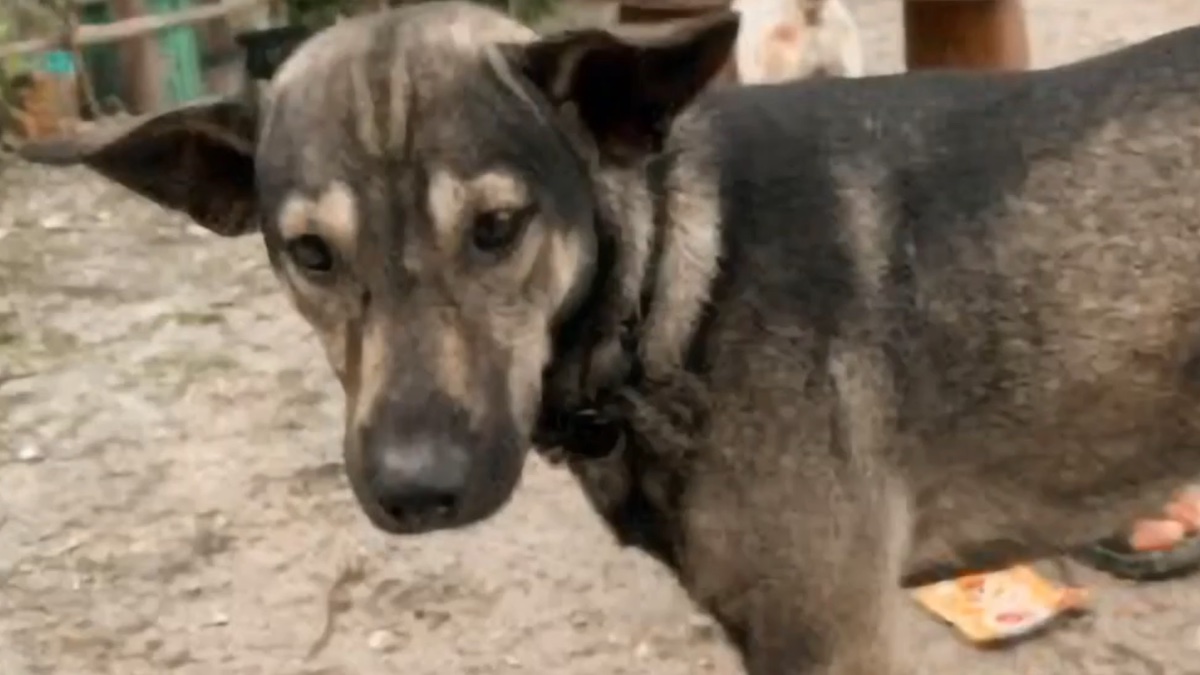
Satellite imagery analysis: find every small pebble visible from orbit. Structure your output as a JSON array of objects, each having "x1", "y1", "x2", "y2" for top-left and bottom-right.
[
  {"x1": 687, "y1": 613, "x2": 720, "y2": 641},
  {"x1": 41, "y1": 213, "x2": 68, "y2": 230},
  {"x1": 634, "y1": 641, "x2": 654, "y2": 659},
  {"x1": 16, "y1": 443, "x2": 44, "y2": 463},
  {"x1": 206, "y1": 611, "x2": 229, "y2": 627},
  {"x1": 367, "y1": 629, "x2": 393, "y2": 651}
]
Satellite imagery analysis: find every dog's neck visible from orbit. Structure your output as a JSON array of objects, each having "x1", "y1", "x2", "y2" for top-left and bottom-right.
[
  {"x1": 534, "y1": 112, "x2": 724, "y2": 568},
  {"x1": 535, "y1": 147, "x2": 682, "y2": 454},
  {"x1": 509, "y1": 63, "x2": 720, "y2": 432},
  {"x1": 537, "y1": 106, "x2": 722, "y2": 438}
]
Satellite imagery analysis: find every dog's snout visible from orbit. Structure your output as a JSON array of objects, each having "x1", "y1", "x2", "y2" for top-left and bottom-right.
[
  {"x1": 346, "y1": 388, "x2": 527, "y2": 535},
  {"x1": 363, "y1": 440, "x2": 469, "y2": 531}
]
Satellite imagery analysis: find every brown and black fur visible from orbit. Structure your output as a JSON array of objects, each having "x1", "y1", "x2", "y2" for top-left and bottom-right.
[{"x1": 19, "y1": 3, "x2": 1200, "y2": 673}]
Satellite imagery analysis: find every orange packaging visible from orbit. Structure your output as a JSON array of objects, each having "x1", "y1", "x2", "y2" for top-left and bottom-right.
[{"x1": 910, "y1": 565, "x2": 1089, "y2": 645}]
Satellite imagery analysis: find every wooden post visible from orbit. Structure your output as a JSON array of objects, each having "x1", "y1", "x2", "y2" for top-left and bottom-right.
[
  {"x1": 903, "y1": 0, "x2": 1030, "y2": 71},
  {"x1": 199, "y1": 0, "x2": 243, "y2": 97},
  {"x1": 111, "y1": 0, "x2": 167, "y2": 113},
  {"x1": 62, "y1": 8, "x2": 103, "y2": 118}
]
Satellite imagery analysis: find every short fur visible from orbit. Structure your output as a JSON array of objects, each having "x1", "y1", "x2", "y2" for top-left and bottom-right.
[{"x1": 19, "y1": 3, "x2": 1200, "y2": 673}]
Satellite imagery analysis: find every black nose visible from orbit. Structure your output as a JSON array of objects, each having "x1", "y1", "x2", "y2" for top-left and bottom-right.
[{"x1": 363, "y1": 441, "x2": 469, "y2": 529}]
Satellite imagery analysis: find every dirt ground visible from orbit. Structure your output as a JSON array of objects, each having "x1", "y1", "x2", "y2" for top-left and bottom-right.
[{"x1": 4, "y1": 1, "x2": 1200, "y2": 674}]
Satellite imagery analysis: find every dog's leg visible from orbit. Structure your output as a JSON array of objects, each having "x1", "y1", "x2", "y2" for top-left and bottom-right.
[
  {"x1": 692, "y1": 339, "x2": 908, "y2": 674},
  {"x1": 689, "y1": 459, "x2": 911, "y2": 675},
  {"x1": 741, "y1": 537, "x2": 910, "y2": 674},
  {"x1": 732, "y1": 473, "x2": 912, "y2": 675},
  {"x1": 745, "y1": 342, "x2": 911, "y2": 675}
]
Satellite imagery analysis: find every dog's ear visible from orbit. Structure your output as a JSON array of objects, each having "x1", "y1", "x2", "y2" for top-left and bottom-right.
[
  {"x1": 18, "y1": 99, "x2": 259, "y2": 236},
  {"x1": 510, "y1": 10, "x2": 739, "y2": 162}
]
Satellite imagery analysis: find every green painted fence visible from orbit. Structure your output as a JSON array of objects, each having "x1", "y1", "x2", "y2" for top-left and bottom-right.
[
  {"x1": 79, "y1": 0, "x2": 207, "y2": 110},
  {"x1": 150, "y1": 0, "x2": 205, "y2": 105},
  {"x1": 80, "y1": 1, "x2": 123, "y2": 106}
]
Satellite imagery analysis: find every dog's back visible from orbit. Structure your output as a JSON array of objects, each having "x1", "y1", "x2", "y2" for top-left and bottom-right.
[{"x1": 689, "y1": 23, "x2": 1200, "y2": 576}]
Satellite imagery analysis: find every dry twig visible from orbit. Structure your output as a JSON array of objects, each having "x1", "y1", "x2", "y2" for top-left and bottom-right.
[{"x1": 305, "y1": 555, "x2": 367, "y2": 659}]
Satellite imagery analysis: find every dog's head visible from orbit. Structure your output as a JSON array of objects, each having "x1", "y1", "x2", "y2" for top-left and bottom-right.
[{"x1": 18, "y1": 1, "x2": 737, "y2": 535}]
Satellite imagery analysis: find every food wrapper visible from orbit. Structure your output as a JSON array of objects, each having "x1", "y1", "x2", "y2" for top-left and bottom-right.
[{"x1": 910, "y1": 565, "x2": 1089, "y2": 644}]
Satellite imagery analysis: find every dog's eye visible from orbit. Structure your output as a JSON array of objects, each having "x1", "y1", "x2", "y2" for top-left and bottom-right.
[
  {"x1": 470, "y1": 206, "x2": 534, "y2": 257},
  {"x1": 286, "y1": 234, "x2": 335, "y2": 274}
]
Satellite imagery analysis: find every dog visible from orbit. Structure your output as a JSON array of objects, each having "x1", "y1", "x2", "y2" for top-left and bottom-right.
[
  {"x1": 19, "y1": 2, "x2": 1200, "y2": 673},
  {"x1": 731, "y1": 0, "x2": 864, "y2": 82}
]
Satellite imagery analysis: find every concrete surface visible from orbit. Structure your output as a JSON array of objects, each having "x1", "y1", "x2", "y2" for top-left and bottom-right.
[{"x1": 2, "y1": 1, "x2": 1200, "y2": 673}]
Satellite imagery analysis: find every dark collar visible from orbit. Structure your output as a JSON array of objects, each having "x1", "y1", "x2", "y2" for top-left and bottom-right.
[
  {"x1": 533, "y1": 154, "x2": 674, "y2": 459},
  {"x1": 532, "y1": 225, "x2": 640, "y2": 459}
]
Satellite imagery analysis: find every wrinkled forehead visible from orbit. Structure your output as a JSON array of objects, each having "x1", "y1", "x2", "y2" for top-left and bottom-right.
[{"x1": 255, "y1": 2, "x2": 543, "y2": 189}]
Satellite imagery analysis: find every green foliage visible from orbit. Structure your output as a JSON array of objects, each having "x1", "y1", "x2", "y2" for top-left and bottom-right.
[
  {"x1": 285, "y1": 0, "x2": 349, "y2": 30},
  {"x1": 508, "y1": 0, "x2": 562, "y2": 23}
]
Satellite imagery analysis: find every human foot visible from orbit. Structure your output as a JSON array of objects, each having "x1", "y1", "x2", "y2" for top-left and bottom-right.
[
  {"x1": 1128, "y1": 486, "x2": 1200, "y2": 551},
  {"x1": 1074, "y1": 486, "x2": 1200, "y2": 581}
]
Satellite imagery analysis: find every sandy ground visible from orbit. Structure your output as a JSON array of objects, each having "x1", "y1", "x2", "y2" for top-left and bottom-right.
[{"x1": 4, "y1": 1, "x2": 1200, "y2": 674}]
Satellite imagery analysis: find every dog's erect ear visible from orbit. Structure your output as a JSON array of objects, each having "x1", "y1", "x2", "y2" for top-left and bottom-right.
[
  {"x1": 18, "y1": 99, "x2": 259, "y2": 237},
  {"x1": 511, "y1": 10, "x2": 739, "y2": 161}
]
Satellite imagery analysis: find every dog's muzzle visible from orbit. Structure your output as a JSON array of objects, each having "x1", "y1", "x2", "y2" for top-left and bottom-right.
[{"x1": 358, "y1": 429, "x2": 472, "y2": 533}]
